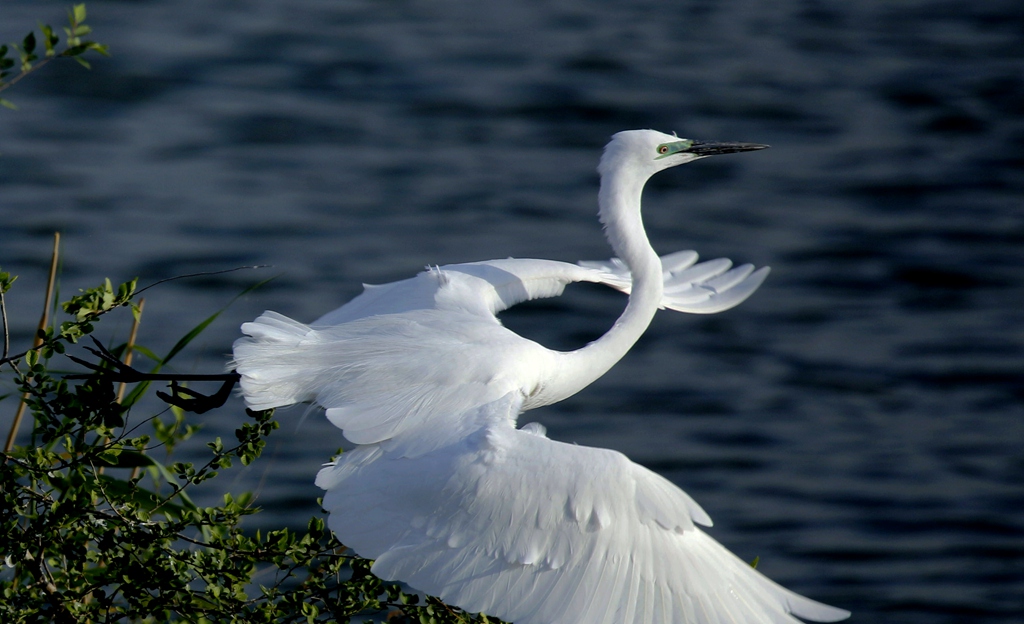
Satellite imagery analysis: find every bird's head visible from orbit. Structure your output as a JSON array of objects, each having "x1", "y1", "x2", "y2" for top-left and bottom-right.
[{"x1": 598, "y1": 129, "x2": 768, "y2": 179}]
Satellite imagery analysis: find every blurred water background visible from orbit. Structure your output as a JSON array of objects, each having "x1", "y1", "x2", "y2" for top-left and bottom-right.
[{"x1": 1, "y1": 1, "x2": 1022, "y2": 621}]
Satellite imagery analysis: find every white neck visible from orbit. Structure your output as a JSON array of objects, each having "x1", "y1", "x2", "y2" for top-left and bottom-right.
[{"x1": 535, "y1": 163, "x2": 664, "y2": 406}]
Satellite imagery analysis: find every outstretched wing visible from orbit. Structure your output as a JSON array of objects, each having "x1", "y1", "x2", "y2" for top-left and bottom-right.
[
  {"x1": 312, "y1": 259, "x2": 599, "y2": 326},
  {"x1": 316, "y1": 406, "x2": 850, "y2": 624},
  {"x1": 313, "y1": 253, "x2": 768, "y2": 327},
  {"x1": 579, "y1": 250, "x2": 771, "y2": 314}
]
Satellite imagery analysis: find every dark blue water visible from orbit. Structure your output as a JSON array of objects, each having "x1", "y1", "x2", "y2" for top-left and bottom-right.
[{"x1": 2, "y1": 1, "x2": 1022, "y2": 621}]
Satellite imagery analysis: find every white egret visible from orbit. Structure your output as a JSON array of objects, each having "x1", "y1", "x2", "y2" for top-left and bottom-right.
[{"x1": 232, "y1": 130, "x2": 849, "y2": 623}]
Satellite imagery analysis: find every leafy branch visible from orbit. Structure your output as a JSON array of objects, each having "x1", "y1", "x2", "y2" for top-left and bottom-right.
[
  {"x1": 0, "y1": 4, "x2": 109, "y2": 110},
  {"x1": 0, "y1": 275, "x2": 137, "y2": 372}
]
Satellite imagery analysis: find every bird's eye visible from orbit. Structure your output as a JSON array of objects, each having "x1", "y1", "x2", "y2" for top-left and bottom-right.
[{"x1": 658, "y1": 145, "x2": 670, "y2": 155}]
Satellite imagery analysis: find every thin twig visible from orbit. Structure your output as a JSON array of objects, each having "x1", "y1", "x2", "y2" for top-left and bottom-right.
[
  {"x1": 116, "y1": 298, "x2": 145, "y2": 404},
  {"x1": 1, "y1": 284, "x2": 9, "y2": 362},
  {"x1": 5, "y1": 232, "x2": 60, "y2": 454},
  {"x1": 0, "y1": 57, "x2": 56, "y2": 95},
  {"x1": 134, "y1": 265, "x2": 270, "y2": 297}
]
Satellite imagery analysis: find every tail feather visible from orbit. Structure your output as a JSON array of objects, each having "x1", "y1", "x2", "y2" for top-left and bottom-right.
[{"x1": 232, "y1": 311, "x2": 316, "y2": 411}]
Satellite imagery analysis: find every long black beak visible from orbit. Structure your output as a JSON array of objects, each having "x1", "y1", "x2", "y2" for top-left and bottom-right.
[{"x1": 687, "y1": 141, "x2": 769, "y2": 156}]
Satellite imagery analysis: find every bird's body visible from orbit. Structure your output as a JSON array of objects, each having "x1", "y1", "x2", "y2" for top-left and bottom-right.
[
  {"x1": 233, "y1": 130, "x2": 849, "y2": 623},
  {"x1": 236, "y1": 254, "x2": 767, "y2": 454}
]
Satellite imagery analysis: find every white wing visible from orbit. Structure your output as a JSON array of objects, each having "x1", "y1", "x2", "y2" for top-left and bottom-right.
[
  {"x1": 315, "y1": 395, "x2": 850, "y2": 624},
  {"x1": 312, "y1": 259, "x2": 585, "y2": 326},
  {"x1": 579, "y1": 250, "x2": 771, "y2": 314},
  {"x1": 314, "y1": 252, "x2": 767, "y2": 326}
]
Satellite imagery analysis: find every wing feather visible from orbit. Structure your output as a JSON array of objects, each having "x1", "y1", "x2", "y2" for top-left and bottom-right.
[
  {"x1": 579, "y1": 253, "x2": 769, "y2": 314},
  {"x1": 315, "y1": 407, "x2": 849, "y2": 624},
  {"x1": 309, "y1": 252, "x2": 766, "y2": 329},
  {"x1": 313, "y1": 259, "x2": 600, "y2": 326},
  {"x1": 669, "y1": 265, "x2": 770, "y2": 314}
]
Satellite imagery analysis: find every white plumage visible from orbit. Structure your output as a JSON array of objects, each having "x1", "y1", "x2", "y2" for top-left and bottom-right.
[{"x1": 233, "y1": 130, "x2": 849, "y2": 623}]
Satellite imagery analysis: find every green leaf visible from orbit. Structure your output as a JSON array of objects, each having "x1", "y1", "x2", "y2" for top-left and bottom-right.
[
  {"x1": 0, "y1": 98, "x2": 14, "y2": 110},
  {"x1": 99, "y1": 449, "x2": 154, "y2": 468},
  {"x1": 73, "y1": 4, "x2": 88, "y2": 25},
  {"x1": 18, "y1": 47, "x2": 37, "y2": 72},
  {"x1": 96, "y1": 448, "x2": 122, "y2": 466},
  {"x1": 39, "y1": 23, "x2": 59, "y2": 57},
  {"x1": 87, "y1": 42, "x2": 110, "y2": 57},
  {"x1": 23, "y1": 32, "x2": 36, "y2": 55}
]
